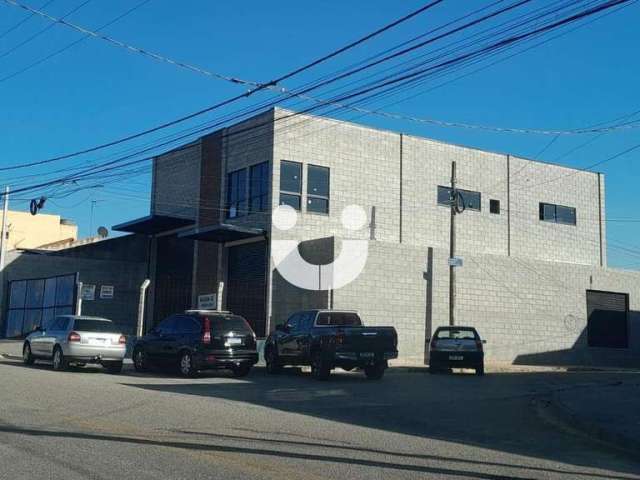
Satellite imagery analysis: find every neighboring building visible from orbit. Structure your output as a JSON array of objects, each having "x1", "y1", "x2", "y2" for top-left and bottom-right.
[
  {"x1": 0, "y1": 235, "x2": 148, "y2": 338},
  {"x1": 1, "y1": 210, "x2": 77, "y2": 250},
  {"x1": 4, "y1": 108, "x2": 639, "y2": 367}
]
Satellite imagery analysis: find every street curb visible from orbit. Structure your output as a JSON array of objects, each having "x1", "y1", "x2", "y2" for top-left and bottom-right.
[
  {"x1": 534, "y1": 393, "x2": 640, "y2": 459},
  {"x1": 0, "y1": 353, "x2": 21, "y2": 361}
]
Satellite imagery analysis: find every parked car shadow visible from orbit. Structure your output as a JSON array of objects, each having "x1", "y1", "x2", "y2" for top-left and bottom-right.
[{"x1": 118, "y1": 368, "x2": 640, "y2": 478}]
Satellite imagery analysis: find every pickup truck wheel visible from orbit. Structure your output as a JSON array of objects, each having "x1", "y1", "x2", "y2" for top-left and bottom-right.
[
  {"x1": 311, "y1": 351, "x2": 330, "y2": 381},
  {"x1": 364, "y1": 361, "x2": 385, "y2": 380},
  {"x1": 133, "y1": 347, "x2": 148, "y2": 372},
  {"x1": 265, "y1": 347, "x2": 282, "y2": 374},
  {"x1": 475, "y1": 364, "x2": 485, "y2": 376}
]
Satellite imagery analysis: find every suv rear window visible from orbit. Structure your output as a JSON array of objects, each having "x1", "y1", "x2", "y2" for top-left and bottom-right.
[
  {"x1": 435, "y1": 328, "x2": 477, "y2": 340},
  {"x1": 73, "y1": 319, "x2": 115, "y2": 332},
  {"x1": 316, "y1": 312, "x2": 361, "y2": 327},
  {"x1": 208, "y1": 315, "x2": 253, "y2": 333}
]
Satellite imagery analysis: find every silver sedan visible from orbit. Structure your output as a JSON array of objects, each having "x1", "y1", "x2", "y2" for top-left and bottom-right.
[{"x1": 23, "y1": 315, "x2": 126, "y2": 373}]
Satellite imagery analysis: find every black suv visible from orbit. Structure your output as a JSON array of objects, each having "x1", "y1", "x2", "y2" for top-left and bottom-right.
[{"x1": 133, "y1": 310, "x2": 259, "y2": 377}]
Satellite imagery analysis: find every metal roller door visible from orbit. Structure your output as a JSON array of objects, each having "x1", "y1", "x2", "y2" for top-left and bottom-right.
[
  {"x1": 586, "y1": 290, "x2": 628, "y2": 348},
  {"x1": 226, "y1": 241, "x2": 267, "y2": 336}
]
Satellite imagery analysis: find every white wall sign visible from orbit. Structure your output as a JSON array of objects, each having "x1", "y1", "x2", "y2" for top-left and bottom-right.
[
  {"x1": 198, "y1": 293, "x2": 217, "y2": 310},
  {"x1": 80, "y1": 284, "x2": 95, "y2": 301},
  {"x1": 100, "y1": 285, "x2": 114, "y2": 299}
]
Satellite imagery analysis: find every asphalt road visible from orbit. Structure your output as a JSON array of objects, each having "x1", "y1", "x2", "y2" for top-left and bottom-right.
[{"x1": 0, "y1": 357, "x2": 638, "y2": 480}]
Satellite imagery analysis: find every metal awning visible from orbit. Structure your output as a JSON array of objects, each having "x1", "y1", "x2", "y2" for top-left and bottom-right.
[
  {"x1": 112, "y1": 215, "x2": 194, "y2": 234},
  {"x1": 178, "y1": 224, "x2": 265, "y2": 243}
]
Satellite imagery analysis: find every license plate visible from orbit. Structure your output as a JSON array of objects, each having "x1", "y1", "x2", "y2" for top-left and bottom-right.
[
  {"x1": 449, "y1": 355, "x2": 464, "y2": 361},
  {"x1": 360, "y1": 352, "x2": 374, "y2": 358},
  {"x1": 226, "y1": 338, "x2": 242, "y2": 346},
  {"x1": 89, "y1": 338, "x2": 106, "y2": 345}
]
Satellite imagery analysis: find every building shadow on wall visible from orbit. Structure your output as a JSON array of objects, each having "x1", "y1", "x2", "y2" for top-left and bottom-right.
[{"x1": 513, "y1": 309, "x2": 640, "y2": 369}]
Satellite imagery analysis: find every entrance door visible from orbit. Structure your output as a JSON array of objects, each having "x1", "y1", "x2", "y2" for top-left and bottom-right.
[
  {"x1": 586, "y1": 290, "x2": 628, "y2": 348},
  {"x1": 226, "y1": 241, "x2": 267, "y2": 336}
]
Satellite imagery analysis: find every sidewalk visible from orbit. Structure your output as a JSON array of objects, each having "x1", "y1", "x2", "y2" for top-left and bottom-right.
[
  {"x1": 540, "y1": 381, "x2": 640, "y2": 457},
  {"x1": 0, "y1": 340, "x2": 22, "y2": 359}
]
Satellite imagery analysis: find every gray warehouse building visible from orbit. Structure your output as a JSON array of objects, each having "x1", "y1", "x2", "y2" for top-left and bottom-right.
[{"x1": 4, "y1": 107, "x2": 639, "y2": 367}]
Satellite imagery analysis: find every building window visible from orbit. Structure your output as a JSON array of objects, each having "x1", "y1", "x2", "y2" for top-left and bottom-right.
[
  {"x1": 539, "y1": 202, "x2": 576, "y2": 225},
  {"x1": 437, "y1": 186, "x2": 481, "y2": 211},
  {"x1": 280, "y1": 160, "x2": 302, "y2": 210},
  {"x1": 490, "y1": 199, "x2": 500, "y2": 214},
  {"x1": 307, "y1": 164, "x2": 329, "y2": 214},
  {"x1": 249, "y1": 162, "x2": 269, "y2": 212},
  {"x1": 226, "y1": 169, "x2": 247, "y2": 218}
]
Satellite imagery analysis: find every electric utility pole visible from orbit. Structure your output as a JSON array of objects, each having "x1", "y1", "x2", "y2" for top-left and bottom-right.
[
  {"x1": 0, "y1": 186, "x2": 9, "y2": 272},
  {"x1": 449, "y1": 162, "x2": 456, "y2": 327}
]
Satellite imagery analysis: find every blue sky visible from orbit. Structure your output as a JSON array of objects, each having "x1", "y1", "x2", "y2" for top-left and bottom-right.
[{"x1": 0, "y1": 0, "x2": 638, "y2": 267}]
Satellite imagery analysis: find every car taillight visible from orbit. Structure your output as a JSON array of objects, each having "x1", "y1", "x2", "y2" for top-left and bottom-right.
[
  {"x1": 430, "y1": 339, "x2": 437, "y2": 350},
  {"x1": 119, "y1": 335, "x2": 126, "y2": 344},
  {"x1": 68, "y1": 331, "x2": 81, "y2": 342},
  {"x1": 475, "y1": 339, "x2": 483, "y2": 350},
  {"x1": 335, "y1": 330, "x2": 345, "y2": 344},
  {"x1": 202, "y1": 317, "x2": 212, "y2": 344}
]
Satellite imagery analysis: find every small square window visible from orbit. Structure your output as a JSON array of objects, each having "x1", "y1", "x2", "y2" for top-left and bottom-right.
[{"x1": 490, "y1": 199, "x2": 500, "y2": 214}]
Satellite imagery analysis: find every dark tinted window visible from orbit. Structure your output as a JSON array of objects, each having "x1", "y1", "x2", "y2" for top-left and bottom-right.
[
  {"x1": 249, "y1": 162, "x2": 269, "y2": 212},
  {"x1": 156, "y1": 316, "x2": 176, "y2": 334},
  {"x1": 539, "y1": 202, "x2": 576, "y2": 225},
  {"x1": 227, "y1": 169, "x2": 247, "y2": 218},
  {"x1": 437, "y1": 186, "x2": 481, "y2": 211},
  {"x1": 316, "y1": 312, "x2": 362, "y2": 326},
  {"x1": 73, "y1": 318, "x2": 115, "y2": 333},
  {"x1": 435, "y1": 328, "x2": 478, "y2": 340},
  {"x1": 300, "y1": 311, "x2": 315, "y2": 331},
  {"x1": 307, "y1": 197, "x2": 329, "y2": 214},
  {"x1": 209, "y1": 315, "x2": 253, "y2": 334},
  {"x1": 51, "y1": 317, "x2": 68, "y2": 331},
  {"x1": 280, "y1": 161, "x2": 302, "y2": 211},
  {"x1": 280, "y1": 161, "x2": 301, "y2": 193},
  {"x1": 307, "y1": 165, "x2": 329, "y2": 214},
  {"x1": 175, "y1": 315, "x2": 201, "y2": 334},
  {"x1": 285, "y1": 313, "x2": 301, "y2": 331},
  {"x1": 490, "y1": 199, "x2": 500, "y2": 214},
  {"x1": 279, "y1": 193, "x2": 301, "y2": 210}
]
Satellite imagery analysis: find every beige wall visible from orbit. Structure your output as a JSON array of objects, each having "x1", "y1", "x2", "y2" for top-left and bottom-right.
[{"x1": 1, "y1": 210, "x2": 77, "y2": 250}]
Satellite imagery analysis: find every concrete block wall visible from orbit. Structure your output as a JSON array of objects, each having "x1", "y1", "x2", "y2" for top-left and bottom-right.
[
  {"x1": 0, "y1": 251, "x2": 147, "y2": 336},
  {"x1": 269, "y1": 108, "x2": 604, "y2": 267},
  {"x1": 271, "y1": 107, "x2": 400, "y2": 244},
  {"x1": 508, "y1": 156, "x2": 602, "y2": 266},
  {"x1": 332, "y1": 240, "x2": 640, "y2": 366},
  {"x1": 152, "y1": 142, "x2": 201, "y2": 220},
  {"x1": 221, "y1": 110, "x2": 274, "y2": 231}
]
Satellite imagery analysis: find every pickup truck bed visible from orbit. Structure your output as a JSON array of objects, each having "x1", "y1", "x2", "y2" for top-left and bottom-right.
[{"x1": 265, "y1": 310, "x2": 398, "y2": 380}]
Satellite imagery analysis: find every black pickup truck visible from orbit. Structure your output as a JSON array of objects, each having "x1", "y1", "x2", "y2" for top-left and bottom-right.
[{"x1": 264, "y1": 310, "x2": 398, "y2": 380}]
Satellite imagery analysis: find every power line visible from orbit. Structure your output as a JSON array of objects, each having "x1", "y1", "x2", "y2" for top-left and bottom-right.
[
  {"x1": 0, "y1": 0, "x2": 152, "y2": 84},
  {"x1": 0, "y1": 0, "x2": 444, "y2": 172},
  {"x1": 0, "y1": 0, "x2": 54, "y2": 39},
  {"x1": 0, "y1": 0, "x2": 92, "y2": 61}
]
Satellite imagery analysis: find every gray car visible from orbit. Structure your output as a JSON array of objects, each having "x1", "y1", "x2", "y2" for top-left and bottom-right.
[{"x1": 22, "y1": 315, "x2": 126, "y2": 373}]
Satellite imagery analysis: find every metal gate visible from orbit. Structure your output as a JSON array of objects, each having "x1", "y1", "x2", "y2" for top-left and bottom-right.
[
  {"x1": 153, "y1": 235, "x2": 194, "y2": 325},
  {"x1": 586, "y1": 290, "x2": 628, "y2": 348},
  {"x1": 226, "y1": 241, "x2": 267, "y2": 336},
  {"x1": 4, "y1": 273, "x2": 77, "y2": 338}
]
